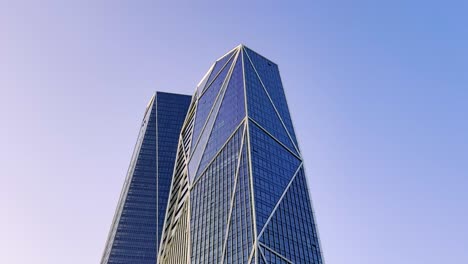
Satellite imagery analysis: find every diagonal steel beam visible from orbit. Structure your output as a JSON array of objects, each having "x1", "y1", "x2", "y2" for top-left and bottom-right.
[
  {"x1": 257, "y1": 163, "x2": 303, "y2": 238},
  {"x1": 243, "y1": 50, "x2": 301, "y2": 156}
]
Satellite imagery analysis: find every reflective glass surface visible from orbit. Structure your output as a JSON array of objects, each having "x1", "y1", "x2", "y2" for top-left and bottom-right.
[
  {"x1": 188, "y1": 78, "x2": 226, "y2": 181},
  {"x1": 205, "y1": 49, "x2": 236, "y2": 89},
  {"x1": 191, "y1": 53, "x2": 235, "y2": 154},
  {"x1": 249, "y1": 120, "x2": 301, "y2": 232},
  {"x1": 224, "y1": 142, "x2": 254, "y2": 264},
  {"x1": 190, "y1": 126, "x2": 244, "y2": 264},
  {"x1": 108, "y1": 102, "x2": 158, "y2": 264},
  {"x1": 155, "y1": 92, "x2": 191, "y2": 253},
  {"x1": 244, "y1": 47, "x2": 298, "y2": 147},
  {"x1": 106, "y1": 93, "x2": 190, "y2": 264},
  {"x1": 197, "y1": 53, "x2": 246, "y2": 179},
  {"x1": 244, "y1": 49, "x2": 298, "y2": 155},
  {"x1": 259, "y1": 169, "x2": 323, "y2": 264},
  {"x1": 262, "y1": 246, "x2": 290, "y2": 264},
  {"x1": 158, "y1": 45, "x2": 323, "y2": 264}
]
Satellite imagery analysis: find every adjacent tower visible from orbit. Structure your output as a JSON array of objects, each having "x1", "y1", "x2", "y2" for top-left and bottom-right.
[
  {"x1": 101, "y1": 92, "x2": 191, "y2": 264},
  {"x1": 158, "y1": 45, "x2": 324, "y2": 264}
]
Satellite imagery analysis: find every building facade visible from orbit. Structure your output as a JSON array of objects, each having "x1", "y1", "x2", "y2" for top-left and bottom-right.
[
  {"x1": 101, "y1": 92, "x2": 191, "y2": 264},
  {"x1": 158, "y1": 45, "x2": 324, "y2": 264}
]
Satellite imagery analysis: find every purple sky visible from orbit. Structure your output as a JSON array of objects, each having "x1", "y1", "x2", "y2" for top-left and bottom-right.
[{"x1": 1, "y1": 1, "x2": 467, "y2": 263}]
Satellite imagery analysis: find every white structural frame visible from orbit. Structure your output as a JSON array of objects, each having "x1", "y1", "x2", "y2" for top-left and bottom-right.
[
  {"x1": 243, "y1": 50, "x2": 301, "y2": 156},
  {"x1": 158, "y1": 44, "x2": 324, "y2": 264},
  {"x1": 189, "y1": 50, "x2": 240, "y2": 181}
]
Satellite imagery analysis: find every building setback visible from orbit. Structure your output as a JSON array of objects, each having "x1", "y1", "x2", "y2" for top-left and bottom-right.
[
  {"x1": 101, "y1": 92, "x2": 191, "y2": 264},
  {"x1": 158, "y1": 45, "x2": 324, "y2": 264}
]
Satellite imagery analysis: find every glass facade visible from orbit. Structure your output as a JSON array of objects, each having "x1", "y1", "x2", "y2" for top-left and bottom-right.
[
  {"x1": 190, "y1": 126, "x2": 245, "y2": 263},
  {"x1": 259, "y1": 169, "x2": 323, "y2": 264},
  {"x1": 158, "y1": 45, "x2": 324, "y2": 264},
  {"x1": 197, "y1": 53, "x2": 246, "y2": 180},
  {"x1": 244, "y1": 47, "x2": 299, "y2": 148},
  {"x1": 243, "y1": 49, "x2": 299, "y2": 156},
  {"x1": 191, "y1": 52, "x2": 236, "y2": 156},
  {"x1": 249, "y1": 120, "x2": 302, "y2": 232},
  {"x1": 189, "y1": 53, "x2": 236, "y2": 182},
  {"x1": 101, "y1": 92, "x2": 191, "y2": 264}
]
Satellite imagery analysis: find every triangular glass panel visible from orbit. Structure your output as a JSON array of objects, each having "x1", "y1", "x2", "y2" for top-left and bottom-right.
[
  {"x1": 204, "y1": 49, "x2": 237, "y2": 92},
  {"x1": 196, "y1": 53, "x2": 245, "y2": 179},
  {"x1": 259, "y1": 168, "x2": 323, "y2": 264},
  {"x1": 244, "y1": 47, "x2": 299, "y2": 148},
  {"x1": 188, "y1": 88, "x2": 224, "y2": 181},
  {"x1": 224, "y1": 140, "x2": 254, "y2": 264},
  {"x1": 249, "y1": 120, "x2": 301, "y2": 232},
  {"x1": 243, "y1": 49, "x2": 298, "y2": 156},
  {"x1": 261, "y1": 245, "x2": 291, "y2": 264},
  {"x1": 189, "y1": 127, "x2": 243, "y2": 263},
  {"x1": 191, "y1": 52, "x2": 236, "y2": 154}
]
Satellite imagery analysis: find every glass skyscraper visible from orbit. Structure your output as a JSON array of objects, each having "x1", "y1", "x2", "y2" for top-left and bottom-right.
[
  {"x1": 158, "y1": 45, "x2": 324, "y2": 264},
  {"x1": 101, "y1": 92, "x2": 191, "y2": 264}
]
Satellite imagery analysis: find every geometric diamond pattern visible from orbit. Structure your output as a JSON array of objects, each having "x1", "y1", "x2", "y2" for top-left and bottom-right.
[
  {"x1": 259, "y1": 168, "x2": 323, "y2": 264},
  {"x1": 244, "y1": 47, "x2": 299, "y2": 148},
  {"x1": 157, "y1": 45, "x2": 324, "y2": 264},
  {"x1": 190, "y1": 125, "x2": 244, "y2": 264},
  {"x1": 249, "y1": 120, "x2": 302, "y2": 232},
  {"x1": 244, "y1": 49, "x2": 299, "y2": 156},
  {"x1": 188, "y1": 53, "x2": 236, "y2": 181},
  {"x1": 204, "y1": 49, "x2": 237, "y2": 92},
  {"x1": 196, "y1": 52, "x2": 245, "y2": 180},
  {"x1": 191, "y1": 52, "x2": 236, "y2": 156}
]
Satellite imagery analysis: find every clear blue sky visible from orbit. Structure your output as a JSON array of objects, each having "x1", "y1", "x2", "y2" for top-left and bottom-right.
[{"x1": 1, "y1": 1, "x2": 467, "y2": 263}]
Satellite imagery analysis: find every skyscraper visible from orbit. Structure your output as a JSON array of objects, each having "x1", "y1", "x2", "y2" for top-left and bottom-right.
[
  {"x1": 158, "y1": 45, "x2": 324, "y2": 264},
  {"x1": 101, "y1": 92, "x2": 191, "y2": 264}
]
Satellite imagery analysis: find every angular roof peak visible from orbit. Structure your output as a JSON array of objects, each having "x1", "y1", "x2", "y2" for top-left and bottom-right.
[{"x1": 237, "y1": 43, "x2": 246, "y2": 49}]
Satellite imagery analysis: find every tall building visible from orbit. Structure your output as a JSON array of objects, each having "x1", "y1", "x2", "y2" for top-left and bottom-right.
[
  {"x1": 158, "y1": 45, "x2": 324, "y2": 264},
  {"x1": 101, "y1": 92, "x2": 191, "y2": 264}
]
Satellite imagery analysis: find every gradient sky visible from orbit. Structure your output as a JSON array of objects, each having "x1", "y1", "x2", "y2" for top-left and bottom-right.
[{"x1": 1, "y1": 1, "x2": 467, "y2": 263}]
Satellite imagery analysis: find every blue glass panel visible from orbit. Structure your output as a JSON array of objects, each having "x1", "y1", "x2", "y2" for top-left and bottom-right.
[
  {"x1": 258, "y1": 252, "x2": 267, "y2": 264},
  {"x1": 108, "y1": 102, "x2": 157, "y2": 264},
  {"x1": 107, "y1": 93, "x2": 190, "y2": 264},
  {"x1": 225, "y1": 141, "x2": 254, "y2": 264},
  {"x1": 196, "y1": 53, "x2": 245, "y2": 179},
  {"x1": 189, "y1": 126, "x2": 243, "y2": 264},
  {"x1": 244, "y1": 49, "x2": 298, "y2": 156},
  {"x1": 259, "y1": 169, "x2": 323, "y2": 264},
  {"x1": 249, "y1": 120, "x2": 301, "y2": 232},
  {"x1": 155, "y1": 92, "x2": 191, "y2": 252},
  {"x1": 191, "y1": 52, "x2": 236, "y2": 154},
  {"x1": 262, "y1": 246, "x2": 291, "y2": 264},
  {"x1": 188, "y1": 86, "x2": 229, "y2": 181},
  {"x1": 244, "y1": 47, "x2": 298, "y2": 148},
  {"x1": 205, "y1": 49, "x2": 236, "y2": 90}
]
